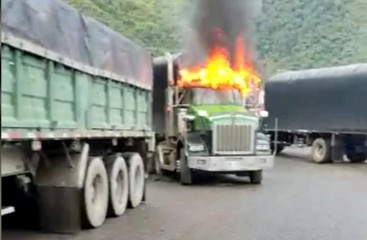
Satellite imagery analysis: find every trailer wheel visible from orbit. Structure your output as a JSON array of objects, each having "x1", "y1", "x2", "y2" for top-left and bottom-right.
[
  {"x1": 83, "y1": 157, "x2": 108, "y2": 228},
  {"x1": 249, "y1": 170, "x2": 263, "y2": 184},
  {"x1": 125, "y1": 153, "x2": 145, "y2": 208},
  {"x1": 311, "y1": 138, "x2": 332, "y2": 163},
  {"x1": 346, "y1": 146, "x2": 367, "y2": 163},
  {"x1": 179, "y1": 148, "x2": 193, "y2": 185},
  {"x1": 106, "y1": 155, "x2": 129, "y2": 217}
]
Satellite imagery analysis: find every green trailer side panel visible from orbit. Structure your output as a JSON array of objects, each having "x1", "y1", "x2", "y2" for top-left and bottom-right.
[
  {"x1": 1, "y1": 44, "x2": 152, "y2": 135},
  {"x1": 1, "y1": 46, "x2": 16, "y2": 122},
  {"x1": 124, "y1": 86, "x2": 136, "y2": 127},
  {"x1": 52, "y1": 63, "x2": 78, "y2": 128},
  {"x1": 109, "y1": 81, "x2": 124, "y2": 128}
]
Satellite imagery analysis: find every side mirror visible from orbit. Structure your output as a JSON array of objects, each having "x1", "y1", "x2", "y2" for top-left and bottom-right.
[
  {"x1": 197, "y1": 110, "x2": 208, "y2": 117},
  {"x1": 259, "y1": 110, "x2": 269, "y2": 118},
  {"x1": 183, "y1": 114, "x2": 195, "y2": 121}
]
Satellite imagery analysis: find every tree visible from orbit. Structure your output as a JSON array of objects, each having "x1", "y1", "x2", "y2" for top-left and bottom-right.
[
  {"x1": 66, "y1": 0, "x2": 184, "y2": 56},
  {"x1": 256, "y1": 0, "x2": 366, "y2": 77},
  {"x1": 65, "y1": 0, "x2": 367, "y2": 72}
]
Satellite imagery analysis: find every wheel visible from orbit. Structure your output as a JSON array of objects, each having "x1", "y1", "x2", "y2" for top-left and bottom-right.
[
  {"x1": 124, "y1": 153, "x2": 145, "y2": 208},
  {"x1": 249, "y1": 170, "x2": 262, "y2": 184},
  {"x1": 83, "y1": 157, "x2": 108, "y2": 228},
  {"x1": 105, "y1": 155, "x2": 129, "y2": 217},
  {"x1": 271, "y1": 144, "x2": 285, "y2": 155},
  {"x1": 346, "y1": 146, "x2": 367, "y2": 163},
  {"x1": 311, "y1": 138, "x2": 332, "y2": 163},
  {"x1": 276, "y1": 146, "x2": 285, "y2": 154},
  {"x1": 180, "y1": 147, "x2": 193, "y2": 185}
]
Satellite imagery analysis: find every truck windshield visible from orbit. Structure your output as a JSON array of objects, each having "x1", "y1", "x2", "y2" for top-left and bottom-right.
[{"x1": 191, "y1": 88, "x2": 242, "y2": 105}]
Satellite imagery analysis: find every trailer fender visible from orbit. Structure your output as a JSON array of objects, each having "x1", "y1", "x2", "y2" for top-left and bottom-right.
[
  {"x1": 35, "y1": 143, "x2": 89, "y2": 188},
  {"x1": 35, "y1": 143, "x2": 90, "y2": 233}
]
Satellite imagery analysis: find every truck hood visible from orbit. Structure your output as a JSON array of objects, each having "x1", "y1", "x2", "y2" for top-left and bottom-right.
[{"x1": 191, "y1": 105, "x2": 244, "y2": 116}]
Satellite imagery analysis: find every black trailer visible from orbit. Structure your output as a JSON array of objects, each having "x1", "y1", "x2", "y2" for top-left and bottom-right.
[{"x1": 263, "y1": 64, "x2": 367, "y2": 163}]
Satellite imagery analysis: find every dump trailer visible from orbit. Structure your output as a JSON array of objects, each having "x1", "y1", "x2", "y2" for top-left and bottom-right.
[
  {"x1": 264, "y1": 64, "x2": 367, "y2": 163},
  {"x1": 148, "y1": 53, "x2": 274, "y2": 185},
  {"x1": 1, "y1": 0, "x2": 153, "y2": 233}
]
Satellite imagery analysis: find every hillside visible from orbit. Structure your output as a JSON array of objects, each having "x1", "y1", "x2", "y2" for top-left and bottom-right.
[
  {"x1": 66, "y1": 0, "x2": 184, "y2": 56},
  {"x1": 256, "y1": 0, "x2": 367, "y2": 76},
  {"x1": 65, "y1": 0, "x2": 366, "y2": 75}
]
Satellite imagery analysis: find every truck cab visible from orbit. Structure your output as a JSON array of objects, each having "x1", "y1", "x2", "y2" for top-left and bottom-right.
[{"x1": 151, "y1": 53, "x2": 273, "y2": 185}]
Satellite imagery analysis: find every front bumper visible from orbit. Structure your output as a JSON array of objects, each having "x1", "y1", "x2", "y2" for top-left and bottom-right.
[{"x1": 187, "y1": 155, "x2": 274, "y2": 172}]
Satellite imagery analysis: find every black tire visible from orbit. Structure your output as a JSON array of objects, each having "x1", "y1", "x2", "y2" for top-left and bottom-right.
[
  {"x1": 83, "y1": 157, "x2": 109, "y2": 228},
  {"x1": 180, "y1": 148, "x2": 193, "y2": 185},
  {"x1": 346, "y1": 146, "x2": 367, "y2": 163},
  {"x1": 311, "y1": 138, "x2": 332, "y2": 164},
  {"x1": 271, "y1": 144, "x2": 285, "y2": 155},
  {"x1": 105, "y1": 155, "x2": 129, "y2": 217},
  {"x1": 124, "y1": 153, "x2": 145, "y2": 208},
  {"x1": 249, "y1": 170, "x2": 262, "y2": 184}
]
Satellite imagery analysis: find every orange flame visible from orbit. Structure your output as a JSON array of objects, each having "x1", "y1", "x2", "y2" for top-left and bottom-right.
[{"x1": 179, "y1": 36, "x2": 261, "y2": 97}]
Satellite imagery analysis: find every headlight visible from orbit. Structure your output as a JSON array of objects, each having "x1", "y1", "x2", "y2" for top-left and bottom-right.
[{"x1": 189, "y1": 144, "x2": 205, "y2": 152}]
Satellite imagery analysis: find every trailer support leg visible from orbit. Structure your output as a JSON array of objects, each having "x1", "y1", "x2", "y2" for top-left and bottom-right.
[{"x1": 331, "y1": 134, "x2": 344, "y2": 162}]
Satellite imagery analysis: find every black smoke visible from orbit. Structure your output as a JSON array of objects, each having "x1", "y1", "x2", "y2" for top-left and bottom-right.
[{"x1": 180, "y1": 0, "x2": 257, "y2": 68}]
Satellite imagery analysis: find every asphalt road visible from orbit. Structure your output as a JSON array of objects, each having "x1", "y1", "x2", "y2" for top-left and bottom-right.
[{"x1": 3, "y1": 147, "x2": 367, "y2": 240}]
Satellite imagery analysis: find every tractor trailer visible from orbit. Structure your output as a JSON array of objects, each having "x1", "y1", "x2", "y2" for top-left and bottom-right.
[
  {"x1": 1, "y1": 0, "x2": 153, "y2": 233},
  {"x1": 264, "y1": 64, "x2": 367, "y2": 163},
  {"x1": 149, "y1": 54, "x2": 274, "y2": 185}
]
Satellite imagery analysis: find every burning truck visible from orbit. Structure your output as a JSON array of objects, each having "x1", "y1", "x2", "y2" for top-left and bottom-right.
[{"x1": 149, "y1": 32, "x2": 274, "y2": 184}]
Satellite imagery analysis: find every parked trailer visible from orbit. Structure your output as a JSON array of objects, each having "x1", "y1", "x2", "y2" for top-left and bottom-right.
[
  {"x1": 1, "y1": 0, "x2": 153, "y2": 233},
  {"x1": 263, "y1": 64, "x2": 367, "y2": 163}
]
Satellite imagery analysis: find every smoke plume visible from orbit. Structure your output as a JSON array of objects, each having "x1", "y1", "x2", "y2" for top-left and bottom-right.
[{"x1": 181, "y1": 0, "x2": 258, "y2": 68}]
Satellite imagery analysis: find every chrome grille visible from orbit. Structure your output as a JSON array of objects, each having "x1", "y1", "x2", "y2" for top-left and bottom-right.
[{"x1": 213, "y1": 124, "x2": 254, "y2": 154}]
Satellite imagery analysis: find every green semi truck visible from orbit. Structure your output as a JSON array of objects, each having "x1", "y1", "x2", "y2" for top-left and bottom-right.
[
  {"x1": 149, "y1": 54, "x2": 274, "y2": 185},
  {"x1": 1, "y1": 0, "x2": 153, "y2": 233}
]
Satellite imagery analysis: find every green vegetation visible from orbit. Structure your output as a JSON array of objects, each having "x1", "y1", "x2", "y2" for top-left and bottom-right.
[
  {"x1": 256, "y1": 0, "x2": 367, "y2": 76},
  {"x1": 66, "y1": 0, "x2": 184, "y2": 55},
  {"x1": 66, "y1": 0, "x2": 366, "y2": 76}
]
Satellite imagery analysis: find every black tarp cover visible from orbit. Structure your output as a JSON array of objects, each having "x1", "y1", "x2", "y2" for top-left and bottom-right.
[
  {"x1": 1, "y1": 0, "x2": 153, "y2": 89},
  {"x1": 264, "y1": 64, "x2": 367, "y2": 133}
]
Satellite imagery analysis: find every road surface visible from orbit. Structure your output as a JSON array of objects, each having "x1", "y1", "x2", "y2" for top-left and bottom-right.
[{"x1": 3, "y1": 147, "x2": 367, "y2": 240}]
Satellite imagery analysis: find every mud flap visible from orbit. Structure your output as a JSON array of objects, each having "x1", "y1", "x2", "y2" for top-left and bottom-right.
[
  {"x1": 37, "y1": 186, "x2": 81, "y2": 233},
  {"x1": 35, "y1": 144, "x2": 89, "y2": 233}
]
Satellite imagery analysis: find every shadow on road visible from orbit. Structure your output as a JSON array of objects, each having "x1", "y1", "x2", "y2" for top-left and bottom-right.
[{"x1": 149, "y1": 172, "x2": 256, "y2": 188}]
